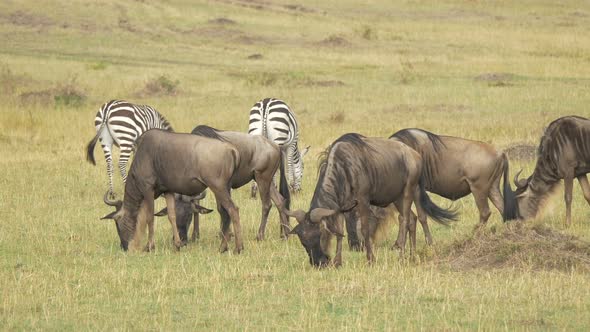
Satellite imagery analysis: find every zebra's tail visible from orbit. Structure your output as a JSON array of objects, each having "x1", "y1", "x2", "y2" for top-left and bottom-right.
[
  {"x1": 279, "y1": 150, "x2": 290, "y2": 210},
  {"x1": 86, "y1": 123, "x2": 104, "y2": 165}
]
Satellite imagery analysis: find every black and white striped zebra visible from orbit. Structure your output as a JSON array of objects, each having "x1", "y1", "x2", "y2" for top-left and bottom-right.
[
  {"x1": 86, "y1": 100, "x2": 173, "y2": 197},
  {"x1": 248, "y1": 98, "x2": 309, "y2": 195}
]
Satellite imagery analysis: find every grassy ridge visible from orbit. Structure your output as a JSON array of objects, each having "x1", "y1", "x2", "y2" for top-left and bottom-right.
[{"x1": 2, "y1": 0, "x2": 590, "y2": 330}]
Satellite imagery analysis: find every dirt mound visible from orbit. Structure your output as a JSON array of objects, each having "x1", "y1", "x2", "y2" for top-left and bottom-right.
[
  {"x1": 474, "y1": 72, "x2": 514, "y2": 87},
  {"x1": 317, "y1": 35, "x2": 351, "y2": 47},
  {"x1": 437, "y1": 223, "x2": 590, "y2": 272},
  {"x1": 208, "y1": 17, "x2": 236, "y2": 25},
  {"x1": 135, "y1": 75, "x2": 179, "y2": 97},
  {"x1": 504, "y1": 143, "x2": 537, "y2": 161}
]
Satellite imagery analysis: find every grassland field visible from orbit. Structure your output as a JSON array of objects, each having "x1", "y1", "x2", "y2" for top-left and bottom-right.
[{"x1": 1, "y1": 0, "x2": 590, "y2": 330}]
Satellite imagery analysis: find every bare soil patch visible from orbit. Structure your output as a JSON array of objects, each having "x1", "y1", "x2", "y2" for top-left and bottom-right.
[
  {"x1": 247, "y1": 53, "x2": 263, "y2": 60},
  {"x1": 436, "y1": 223, "x2": 590, "y2": 273},
  {"x1": 208, "y1": 17, "x2": 236, "y2": 25},
  {"x1": 317, "y1": 35, "x2": 351, "y2": 47},
  {"x1": 304, "y1": 80, "x2": 345, "y2": 87},
  {"x1": 475, "y1": 72, "x2": 515, "y2": 87},
  {"x1": 504, "y1": 143, "x2": 537, "y2": 161},
  {"x1": 3, "y1": 11, "x2": 54, "y2": 28},
  {"x1": 135, "y1": 75, "x2": 180, "y2": 98}
]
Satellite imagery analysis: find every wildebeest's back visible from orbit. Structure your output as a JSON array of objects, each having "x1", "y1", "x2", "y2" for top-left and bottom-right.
[
  {"x1": 217, "y1": 131, "x2": 280, "y2": 188},
  {"x1": 131, "y1": 130, "x2": 239, "y2": 196},
  {"x1": 316, "y1": 136, "x2": 420, "y2": 208},
  {"x1": 391, "y1": 128, "x2": 502, "y2": 200}
]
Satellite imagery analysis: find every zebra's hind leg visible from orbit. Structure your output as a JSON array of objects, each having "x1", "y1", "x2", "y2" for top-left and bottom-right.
[
  {"x1": 250, "y1": 182, "x2": 258, "y2": 199},
  {"x1": 118, "y1": 144, "x2": 133, "y2": 184},
  {"x1": 99, "y1": 137, "x2": 116, "y2": 199}
]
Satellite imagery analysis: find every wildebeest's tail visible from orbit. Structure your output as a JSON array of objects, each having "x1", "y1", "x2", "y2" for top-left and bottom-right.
[
  {"x1": 501, "y1": 153, "x2": 519, "y2": 221},
  {"x1": 279, "y1": 151, "x2": 290, "y2": 210},
  {"x1": 418, "y1": 178, "x2": 458, "y2": 225},
  {"x1": 86, "y1": 122, "x2": 105, "y2": 165}
]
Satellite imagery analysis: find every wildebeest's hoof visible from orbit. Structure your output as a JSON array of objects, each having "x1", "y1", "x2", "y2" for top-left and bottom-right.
[
  {"x1": 333, "y1": 258, "x2": 342, "y2": 268},
  {"x1": 256, "y1": 233, "x2": 264, "y2": 241},
  {"x1": 143, "y1": 243, "x2": 155, "y2": 252},
  {"x1": 349, "y1": 243, "x2": 363, "y2": 252},
  {"x1": 234, "y1": 246, "x2": 243, "y2": 255},
  {"x1": 391, "y1": 241, "x2": 402, "y2": 250}
]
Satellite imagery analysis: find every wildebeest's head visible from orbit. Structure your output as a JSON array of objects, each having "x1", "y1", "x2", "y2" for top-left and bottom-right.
[
  {"x1": 511, "y1": 169, "x2": 556, "y2": 220},
  {"x1": 101, "y1": 191, "x2": 131, "y2": 251},
  {"x1": 283, "y1": 201, "x2": 356, "y2": 268},
  {"x1": 154, "y1": 193, "x2": 212, "y2": 243}
]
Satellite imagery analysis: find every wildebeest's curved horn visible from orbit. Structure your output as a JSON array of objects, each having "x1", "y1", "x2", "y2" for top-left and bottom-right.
[
  {"x1": 310, "y1": 208, "x2": 338, "y2": 223},
  {"x1": 285, "y1": 209, "x2": 307, "y2": 224},
  {"x1": 194, "y1": 191, "x2": 207, "y2": 200},
  {"x1": 103, "y1": 191, "x2": 123, "y2": 210},
  {"x1": 513, "y1": 169, "x2": 528, "y2": 189},
  {"x1": 191, "y1": 202, "x2": 213, "y2": 214}
]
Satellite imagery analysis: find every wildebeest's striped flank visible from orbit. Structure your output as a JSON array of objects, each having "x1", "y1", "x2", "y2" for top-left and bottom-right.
[{"x1": 86, "y1": 100, "x2": 173, "y2": 197}]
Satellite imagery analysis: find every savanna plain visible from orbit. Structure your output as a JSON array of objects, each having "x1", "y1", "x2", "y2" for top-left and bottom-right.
[{"x1": 1, "y1": 0, "x2": 590, "y2": 330}]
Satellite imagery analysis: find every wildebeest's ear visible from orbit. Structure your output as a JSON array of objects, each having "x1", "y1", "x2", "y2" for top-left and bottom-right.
[
  {"x1": 154, "y1": 207, "x2": 168, "y2": 217},
  {"x1": 191, "y1": 202, "x2": 213, "y2": 214},
  {"x1": 310, "y1": 208, "x2": 338, "y2": 223},
  {"x1": 301, "y1": 145, "x2": 311, "y2": 158},
  {"x1": 101, "y1": 211, "x2": 118, "y2": 220},
  {"x1": 289, "y1": 224, "x2": 302, "y2": 235}
]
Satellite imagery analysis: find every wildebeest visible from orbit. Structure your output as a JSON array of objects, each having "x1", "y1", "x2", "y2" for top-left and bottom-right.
[
  {"x1": 156, "y1": 125, "x2": 292, "y2": 241},
  {"x1": 345, "y1": 128, "x2": 513, "y2": 250},
  {"x1": 101, "y1": 129, "x2": 245, "y2": 254},
  {"x1": 281, "y1": 133, "x2": 457, "y2": 267},
  {"x1": 86, "y1": 100, "x2": 173, "y2": 198},
  {"x1": 505, "y1": 116, "x2": 590, "y2": 225}
]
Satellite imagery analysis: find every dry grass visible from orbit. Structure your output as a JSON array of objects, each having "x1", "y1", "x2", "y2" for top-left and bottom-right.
[{"x1": 437, "y1": 222, "x2": 590, "y2": 272}]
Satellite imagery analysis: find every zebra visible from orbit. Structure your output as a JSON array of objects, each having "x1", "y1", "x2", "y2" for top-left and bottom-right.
[
  {"x1": 248, "y1": 98, "x2": 309, "y2": 197},
  {"x1": 86, "y1": 100, "x2": 173, "y2": 198}
]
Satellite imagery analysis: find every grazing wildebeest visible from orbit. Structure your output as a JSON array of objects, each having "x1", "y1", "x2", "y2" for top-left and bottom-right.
[
  {"x1": 345, "y1": 128, "x2": 514, "y2": 250},
  {"x1": 505, "y1": 116, "x2": 590, "y2": 225},
  {"x1": 101, "y1": 129, "x2": 245, "y2": 254},
  {"x1": 156, "y1": 125, "x2": 291, "y2": 241},
  {"x1": 86, "y1": 100, "x2": 173, "y2": 198},
  {"x1": 281, "y1": 133, "x2": 457, "y2": 267}
]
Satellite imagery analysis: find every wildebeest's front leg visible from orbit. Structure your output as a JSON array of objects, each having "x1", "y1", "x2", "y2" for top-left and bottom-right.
[
  {"x1": 191, "y1": 208, "x2": 200, "y2": 242},
  {"x1": 164, "y1": 193, "x2": 183, "y2": 250},
  {"x1": 344, "y1": 211, "x2": 363, "y2": 251},
  {"x1": 358, "y1": 201, "x2": 375, "y2": 264},
  {"x1": 333, "y1": 215, "x2": 346, "y2": 267},
  {"x1": 211, "y1": 187, "x2": 243, "y2": 254},
  {"x1": 269, "y1": 182, "x2": 291, "y2": 239},
  {"x1": 564, "y1": 171, "x2": 574, "y2": 226}
]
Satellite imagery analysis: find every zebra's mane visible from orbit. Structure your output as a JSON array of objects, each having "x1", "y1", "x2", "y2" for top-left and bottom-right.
[{"x1": 191, "y1": 125, "x2": 227, "y2": 142}]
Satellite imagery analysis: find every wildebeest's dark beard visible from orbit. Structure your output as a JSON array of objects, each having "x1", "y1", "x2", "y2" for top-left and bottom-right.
[{"x1": 116, "y1": 215, "x2": 136, "y2": 250}]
